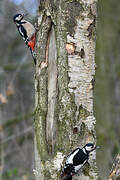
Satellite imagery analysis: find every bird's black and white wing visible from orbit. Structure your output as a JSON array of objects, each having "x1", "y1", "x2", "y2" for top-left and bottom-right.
[
  {"x1": 61, "y1": 148, "x2": 80, "y2": 179},
  {"x1": 17, "y1": 24, "x2": 29, "y2": 44},
  {"x1": 21, "y1": 20, "x2": 36, "y2": 40},
  {"x1": 72, "y1": 148, "x2": 88, "y2": 172}
]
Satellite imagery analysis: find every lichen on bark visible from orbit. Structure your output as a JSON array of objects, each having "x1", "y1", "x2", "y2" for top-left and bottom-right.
[{"x1": 34, "y1": 0, "x2": 98, "y2": 179}]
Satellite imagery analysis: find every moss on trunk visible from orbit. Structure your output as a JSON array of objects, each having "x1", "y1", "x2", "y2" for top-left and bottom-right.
[{"x1": 34, "y1": 0, "x2": 98, "y2": 179}]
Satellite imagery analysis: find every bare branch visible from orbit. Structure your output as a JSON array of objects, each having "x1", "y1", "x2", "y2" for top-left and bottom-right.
[{"x1": 108, "y1": 154, "x2": 120, "y2": 180}]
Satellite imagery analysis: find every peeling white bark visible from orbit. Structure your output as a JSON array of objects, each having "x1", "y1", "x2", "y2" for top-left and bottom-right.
[
  {"x1": 35, "y1": 0, "x2": 98, "y2": 179},
  {"x1": 66, "y1": 1, "x2": 97, "y2": 179},
  {"x1": 42, "y1": 152, "x2": 65, "y2": 180},
  {"x1": 67, "y1": 16, "x2": 96, "y2": 113}
]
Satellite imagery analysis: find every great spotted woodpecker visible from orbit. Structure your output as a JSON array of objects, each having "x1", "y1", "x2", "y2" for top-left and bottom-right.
[
  {"x1": 13, "y1": 13, "x2": 36, "y2": 65},
  {"x1": 61, "y1": 143, "x2": 100, "y2": 180}
]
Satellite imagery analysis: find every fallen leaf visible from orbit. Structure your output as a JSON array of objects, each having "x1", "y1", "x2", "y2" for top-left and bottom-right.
[
  {"x1": 6, "y1": 83, "x2": 14, "y2": 96},
  {"x1": 0, "y1": 94, "x2": 7, "y2": 104},
  {"x1": 65, "y1": 43, "x2": 75, "y2": 54},
  {"x1": 0, "y1": 166, "x2": 3, "y2": 171},
  {"x1": 22, "y1": 175, "x2": 28, "y2": 180},
  {"x1": 0, "y1": 126, "x2": 3, "y2": 133}
]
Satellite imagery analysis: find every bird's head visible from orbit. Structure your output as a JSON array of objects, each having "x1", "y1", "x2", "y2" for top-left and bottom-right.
[
  {"x1": 13, "y1": 13, "x2": 28, "y2": 24},
  {"x1": 83, "y1": 143, "x2": 100, "y2": 153}
]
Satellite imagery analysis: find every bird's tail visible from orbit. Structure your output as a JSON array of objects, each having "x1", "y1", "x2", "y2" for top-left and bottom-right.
[
  {"x1": 65, "y1": 175, "x2": 72, "y2": 180},
  {"x1": 60, "y1": 173, "x2": 72, "y2": 180},
  {"x1": 27, "y1": 35, "x2": 36, "y2": 65},
  {"x1": 31, "y1": 50, "x2": 36, "y2": 65},
  {"x1": 29, "y1": 48, "x2": 36, "y2": 65},
  {"x1": 61, "y1": 164, "x2": 74, "y2": 180}
]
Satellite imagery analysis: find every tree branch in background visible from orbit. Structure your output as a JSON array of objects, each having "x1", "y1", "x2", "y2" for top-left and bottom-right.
[{"x1": 108, "y1": 154, "x2": 120, "y2": 180}]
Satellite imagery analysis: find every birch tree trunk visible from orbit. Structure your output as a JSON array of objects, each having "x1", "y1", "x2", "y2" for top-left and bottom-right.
[{"x1": 34, "y1": 0, "x2": 98, "y2": 179}]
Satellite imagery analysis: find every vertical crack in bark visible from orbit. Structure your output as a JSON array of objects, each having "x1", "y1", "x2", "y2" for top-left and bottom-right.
[
  {"x1": 35, "y1": 15, "x2": 52, "y2": 160},
  {"x1": 35, "y1": 0, "x2": 98, "y2": 179},
  {"x1": 41, "y1": 19, "x2": 52, "y2": 69},
  {"x1": 46, "y1": 25, "x2": 57, "y2": 154},
  {"x1": 45, "y1": 28, "x2": 51, "y2": 66},
  {"x1": 37, "y1": 15, "x2": 52, "y2": 69}
]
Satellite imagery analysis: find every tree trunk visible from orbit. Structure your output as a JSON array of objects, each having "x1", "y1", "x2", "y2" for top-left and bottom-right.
[{"x1": 34, "y1": 0, "x2": 98, "y2": 179}]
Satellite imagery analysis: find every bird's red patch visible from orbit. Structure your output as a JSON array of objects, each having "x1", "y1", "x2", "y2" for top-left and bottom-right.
[{"x1": 28, "y1": 35, "x2": 36, "y2": 51}]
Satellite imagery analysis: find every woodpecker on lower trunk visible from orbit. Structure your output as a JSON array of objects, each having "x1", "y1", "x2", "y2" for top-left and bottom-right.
[
  {"x1": 61, "y1": 143, "x2": 100, "y2": 180},
  {"x1": 13, "y1": 13, "x2": 36, "y2": 65}
]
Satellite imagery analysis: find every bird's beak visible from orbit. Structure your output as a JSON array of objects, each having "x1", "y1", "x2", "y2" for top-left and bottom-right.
[
  {"x1": 95, "y1": 146, "x2": 100, "y2": 149},
  {"x1": 23, "y1": 13, "x2": 28, "y2": 17}
]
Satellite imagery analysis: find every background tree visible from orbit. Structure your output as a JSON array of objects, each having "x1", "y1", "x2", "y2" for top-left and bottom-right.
[
  {"x1": 0, "y1": 0, "x2": 36, "y2": 179},
  {"x1": 0, "y1": 0, "x2": 120, "y2": 179},
  {"x1": 95, "y1": 0, "x2": 120, "y2": 179},
  {"x1": 34, "y1": 0, "x2": 98, "y2": 179}
]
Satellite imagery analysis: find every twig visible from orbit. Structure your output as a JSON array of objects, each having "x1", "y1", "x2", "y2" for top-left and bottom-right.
[
  {"x1": 108, "y1": 154, "x2": 120, "y2": 180},
  {"x1": 1, "y1": 126, "x2": 33, "y2": 144}
]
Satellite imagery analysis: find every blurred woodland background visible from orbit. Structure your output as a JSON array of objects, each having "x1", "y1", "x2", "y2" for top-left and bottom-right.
[{"x1": 0, "y1": 0, "x2": 120, "y2": 180}]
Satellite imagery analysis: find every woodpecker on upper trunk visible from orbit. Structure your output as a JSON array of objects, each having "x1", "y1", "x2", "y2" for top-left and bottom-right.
[
  {"x1": 61, "y1": 143, "x2": 100, "y2": 180},
  {"x1": 13, "y1": 13, "x2": 36, "y2": 65}
]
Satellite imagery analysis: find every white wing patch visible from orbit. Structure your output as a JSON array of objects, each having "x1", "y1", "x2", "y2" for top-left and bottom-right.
[
  {"x1": 66, "y1": 149, "x2": 79, "y2": 164},
  {"x1": 74, "y1": 159, "x2": 87, "y2": 172},
  {"x1": 19, "y1": 26, "x2": 25, "y2": 40}
]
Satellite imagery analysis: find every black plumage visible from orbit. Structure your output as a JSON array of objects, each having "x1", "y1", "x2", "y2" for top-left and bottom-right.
[
  {"x1": 13, "y1": 13, "x2": 36, "y2": 64},
  {"x1": 61, "y1": 143, "x2": 98, "y2": 180}
]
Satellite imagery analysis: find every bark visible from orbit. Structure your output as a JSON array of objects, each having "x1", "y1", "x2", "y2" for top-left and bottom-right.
[{"x1": 34, "y1": 0, "x2": 98, "y2": 179}]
